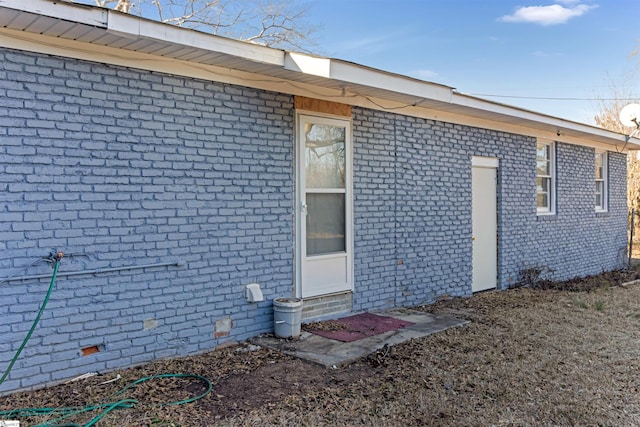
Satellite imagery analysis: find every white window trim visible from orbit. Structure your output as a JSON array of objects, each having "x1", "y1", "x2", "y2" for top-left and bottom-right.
[
  {"x1": 536, "y1": 141, "x2": 556, "y2": 215},
  {"x1": 595, "y1": 150, "x2": 608, "y2": 212}
]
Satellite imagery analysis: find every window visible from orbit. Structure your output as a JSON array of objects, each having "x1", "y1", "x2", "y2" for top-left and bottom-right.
[
  {"x1": 595, "y1": 151, "x2": 607, "y2": 211},
  {"x1": 536, "y1": 142, "x2": 555, "y2": 214}
]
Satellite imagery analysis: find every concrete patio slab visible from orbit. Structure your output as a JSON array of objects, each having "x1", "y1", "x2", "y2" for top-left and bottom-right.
[{"x1": 251, "y1": 308, "x2": 469, "y2": 367}]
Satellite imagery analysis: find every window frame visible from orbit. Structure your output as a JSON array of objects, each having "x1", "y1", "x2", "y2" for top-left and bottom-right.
[
  {"x1": 536, "y1": 141, "x2": 556, "y2": 215},
  {"x1": 595, "y1": 150, "x2": 608, "y2": 212}
]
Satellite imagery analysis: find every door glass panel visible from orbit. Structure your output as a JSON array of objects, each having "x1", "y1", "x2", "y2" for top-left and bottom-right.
[
  {"x1": 305, "y1": 123, "x2": 345, "y2": 189},
  {"x1": 306, "y1": 193, "x2": 345, "y2": 256}
]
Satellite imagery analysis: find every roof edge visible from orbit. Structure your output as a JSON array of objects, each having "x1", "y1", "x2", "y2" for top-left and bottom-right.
[
  {"x1": 451, "y1": 91, "x2": 640, "y2": 147},
  {"x1": 105, "y1": 7, "x2": 284, "y2": 66},
  {"x1": 1, "y1": 0, "x2": 639, "y2": 150},
  {"x1": 0, "y1": 0, "x2": 108, "y2": 26}
]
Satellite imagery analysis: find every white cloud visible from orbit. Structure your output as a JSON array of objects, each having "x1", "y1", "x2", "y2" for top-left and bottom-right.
[{"x1": 499, "y1": 3, "x2": 598, "y2": 26}]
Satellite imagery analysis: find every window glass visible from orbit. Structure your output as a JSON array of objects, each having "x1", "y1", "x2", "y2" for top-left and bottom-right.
[
  {"x1": 536, "y1": 145, "x2": 550, "y2": 176},
  {"x1": 595, "y1": 151, "x2": 607, "y2": 211},
  {"x1": 595, "y1": 153, "x2": 603, "y2": 179},
  {"x1": 304, "y1": 123, "x2": 346, "y2": 189},
  {"x1": 536, "y1": 142, "x2": 554, "y2": 213},
  {"x1": 595, "y1": 182, "x2": 603, "y2": 207}
]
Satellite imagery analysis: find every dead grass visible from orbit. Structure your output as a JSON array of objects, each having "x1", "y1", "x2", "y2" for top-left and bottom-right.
[{"x1": 4, "y1": 269, "x2": 640, "y2": 426}]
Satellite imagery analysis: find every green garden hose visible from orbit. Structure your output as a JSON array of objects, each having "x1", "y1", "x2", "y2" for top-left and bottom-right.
[
  {"x1": 0, "y1": 255, "x2": 212, "y2": 426},
  {"x1": 0, "y1": 374, "x2": 212, "y2": 427},
  {"x1": 0, "y1": 257, "x2": 61, "y2": 387}
]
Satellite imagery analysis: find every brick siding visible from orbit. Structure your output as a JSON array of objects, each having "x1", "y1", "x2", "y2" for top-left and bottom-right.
[
  {"x1": 0, "y1": 48, "x2": 295, "y2": 392},
  {"x1": 0, "y1": 48, "x2": 628, "y2": 392},
  {"x1": 352, "y1": 109, "x2": 627, "y2": 312}
]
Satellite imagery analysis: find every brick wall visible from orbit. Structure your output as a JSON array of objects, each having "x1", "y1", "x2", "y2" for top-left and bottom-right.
[
  {"x1": 0, "y1": 48, "x2": 628, "y2": 393},
  {"x1": 0, "y1": 48, "x2": 295, "y2": 392},
  {"x1": 352, "y1": 109, "x2": 628, "y2": 312},
  {"x1": 527, "y1": 144, "x2": 628, "y2": 278}
]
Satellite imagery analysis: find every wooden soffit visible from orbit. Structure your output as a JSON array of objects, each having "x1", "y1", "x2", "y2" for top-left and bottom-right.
[{"x1": 294, "y1": 96, "x2": 351, "y2": 117}]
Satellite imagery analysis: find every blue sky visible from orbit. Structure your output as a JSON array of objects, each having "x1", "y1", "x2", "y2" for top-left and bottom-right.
[{"x1": 307, "y1": 0, "x2": 640, "y2": 124}]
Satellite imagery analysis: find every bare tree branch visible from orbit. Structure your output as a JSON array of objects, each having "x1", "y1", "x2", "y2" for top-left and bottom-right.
[
  {"x1": 114, "y1": 0, "x2": 132, "y2": 13},
  {"x1": 151, "y1": 0, "x2": 164, "y2": 22},
  {"x1": 94, "y1": 0, "x2": 317, "y2": 51}
]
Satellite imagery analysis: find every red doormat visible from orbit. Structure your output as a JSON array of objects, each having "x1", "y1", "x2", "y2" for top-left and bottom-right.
[{"x1": 304, "y1": 313, "x2": 414, "y2": 342}]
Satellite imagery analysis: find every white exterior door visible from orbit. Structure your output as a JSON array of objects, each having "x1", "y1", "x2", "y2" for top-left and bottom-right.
[
  {"x1": 472, "y1": 157, "x2": 498, "y2": 292},
  {"x1": 296, "y1": 114, "x2": 353, "y2": 298}
]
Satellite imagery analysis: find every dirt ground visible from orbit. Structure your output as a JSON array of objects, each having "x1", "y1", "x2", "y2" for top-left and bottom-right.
[{"x1": 3, "y1": 269, "x2": 640, "y2": 426}]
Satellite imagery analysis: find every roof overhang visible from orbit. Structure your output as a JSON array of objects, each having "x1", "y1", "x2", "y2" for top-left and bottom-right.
[{"x1": 1, "y1": 0, "x2": 639, "y2": 151}]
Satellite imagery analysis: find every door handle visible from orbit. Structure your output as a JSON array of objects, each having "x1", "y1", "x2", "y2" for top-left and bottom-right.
[
  {"x1": 301, "y1": 203, "x2": 308, "y2": 215},
  {"x1": 472, "y1": 236, "x2": 476, "y2": 241}
]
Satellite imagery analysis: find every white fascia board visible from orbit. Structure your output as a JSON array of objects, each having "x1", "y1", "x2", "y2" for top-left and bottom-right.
[
  {"x1": 0, "y1": 0, "x2": 107, "y2": 27},
  {"x1": 284, "y1": 52, "x2": 331, "y2": 78},
  {"x1": 329, "y1": 59, "x2": 455, "y2": 104},
  {"x1": 106, "y1": 11, "x2": 284, "y2": 66},
  {"x1": 451, "y1": 91, "x2": 640, "y2": 149},
  {"x1": 452, "y1": 91, "x2": 557, "y2": 123},
  {"x1": 322, "y1": 58, "x2": 638, "y2": 149},
  {"x1": 453, "y1": 91, "x2": 579, "y2": 133}
]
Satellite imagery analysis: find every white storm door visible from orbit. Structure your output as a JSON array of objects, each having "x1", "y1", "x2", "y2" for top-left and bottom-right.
[
  {"x1": 472, "y1": 158, "x2": 498, "y2": 292},
  {"x1": 297, "y1": 114, "x2": 353, "y2": 298}
]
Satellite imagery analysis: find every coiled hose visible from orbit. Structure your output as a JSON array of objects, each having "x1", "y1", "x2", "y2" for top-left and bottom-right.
[
  {"x1": 1, "y1": 373, "x2": 213, "y2": 427},
  {"x1": 0, "y1": 256, "x2": 212, "y2": 426}
]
